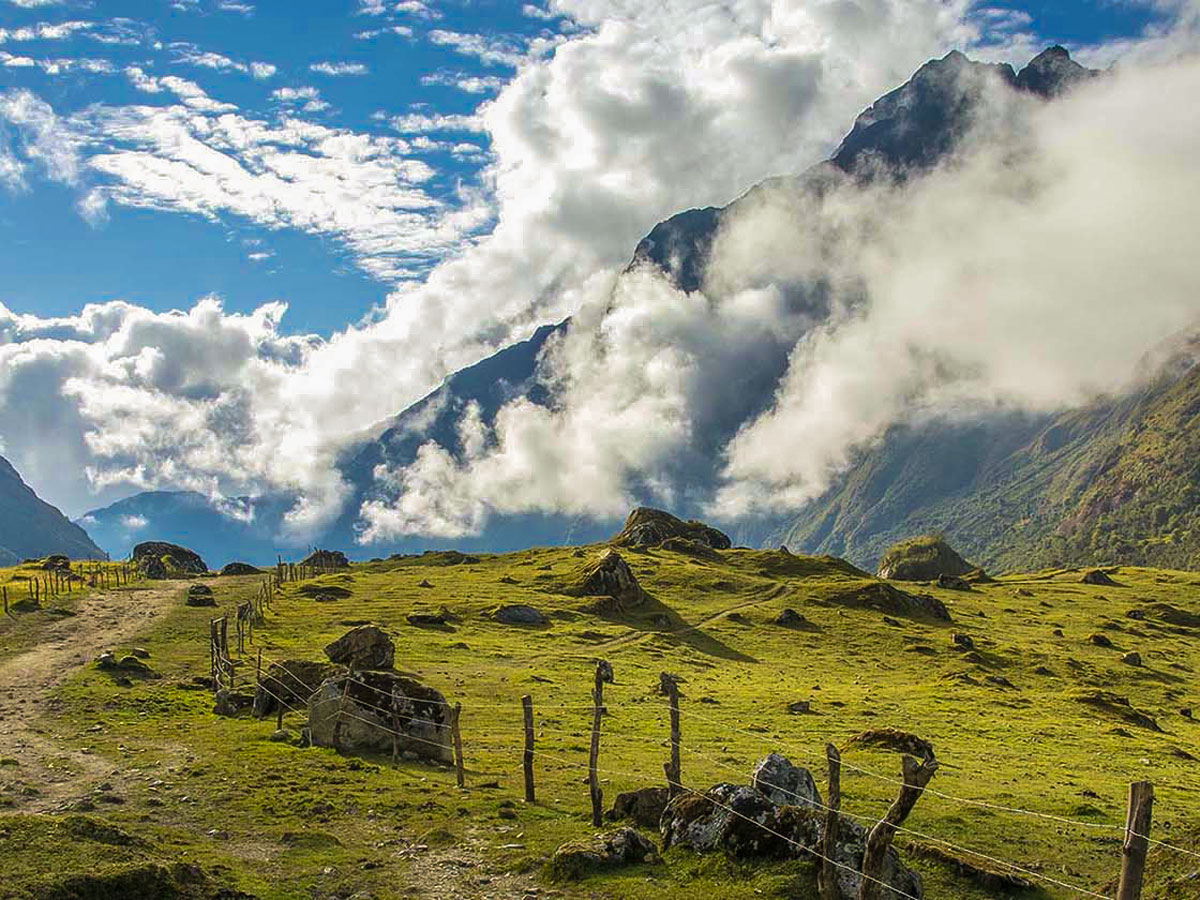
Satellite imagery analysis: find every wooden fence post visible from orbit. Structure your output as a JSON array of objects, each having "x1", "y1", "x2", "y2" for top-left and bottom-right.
[
  {"x1": 522, "y1": 695, "x2": 535, "y2": 802},
  {"x1": 391, "y1": 686, "x2": 402, "y2": 764},
  {"x1": 1117, "y1": 781, "x2": 1154, "y2": 900},
  {"x1": 2, "y1": 585, "x2": 7, "y2": 616},
  {"x1": 859, "y1": 754, "x2": 938, "y2": 900},
  {"x1": 820, "y1": 743, "x2": 842, "y2": 900},
  {"x1": 451, "y1": 702, "x2": 465, "y2": 788},
  {"x1": 589, "y1": 659, "x2": 614, "y2": 827},
  {"x1": 660, "y1": 672, "x2": 681, "y2": 797}
]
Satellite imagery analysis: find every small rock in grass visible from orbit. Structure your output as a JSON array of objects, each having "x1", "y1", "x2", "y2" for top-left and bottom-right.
[
  {"x1": 1122, "y1": 652, "x2": 1142, "y2": 667},
  {"x1": 1089, "y1": 633, "x2": 1114, "y2": 648}
]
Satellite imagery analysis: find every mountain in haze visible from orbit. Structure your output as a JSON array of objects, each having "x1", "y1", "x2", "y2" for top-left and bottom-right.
[
  {"x1": 79, "y1": 46, "x2": 1156, "y2": 571},
  {"x1": 0, "y1": 455, "x2": 105, "y2": 564}
]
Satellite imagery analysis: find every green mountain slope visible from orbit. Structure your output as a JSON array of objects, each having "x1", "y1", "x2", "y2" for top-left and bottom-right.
[
  {"x1": 0, "y1": 455, "x2": 105, "y2": 562},
  {"x1": 780, "y1": 358, "x2": 1200, "y2": 573}
]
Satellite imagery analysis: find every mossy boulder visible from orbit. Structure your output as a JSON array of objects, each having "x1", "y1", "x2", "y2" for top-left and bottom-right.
[
  {"x1": 301, "y1": 549, "x2": 350, "y2": 569},
  {"x1": 219, "y1": 562, "x2": 262, "y2": 576},
  {"x1": 549, "y1": 827, "x2": 660, "y2": 882},
  {"x1": 563, "y1": 548, "x2": 645, "y2": 609},
  {"x1": 876, "y1": 535, "x2": 975, "y2": 581},
  {"x1": 132, "y1": 541, "x2": 207, "y2": 578},
  {"x1": 612, "y1": 507, "x2": 731, "y2": 551}
]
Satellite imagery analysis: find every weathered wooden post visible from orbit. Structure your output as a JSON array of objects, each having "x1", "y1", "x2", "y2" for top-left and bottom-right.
[
  {"x1": 2, "y1": 585, "x2": 7, "y2": 616},
  {"x1": 522, "y1": 694, "x2": 535, "y2": 802},
  {"x1": 391, "y1": 686, "x2": 402, "y2": 764},
  {"x1": 859, "y1": 754, "x2": 938, "y2": 900},
  {"x1": 820, "y1": 743, "x2": 842, "y2": 900},
  {"x1": 450, "y1": 702, "x2": 465, "y2": 788},
  {"x1": 1117, "y1": 781, "x2": 1155, "y2": 900},
  {"x1": 660, "y1": 672, "x2": 681, "y2": 797},
  {"x1": 589, "y1": 659, "x2": 614, "y2": 827}
]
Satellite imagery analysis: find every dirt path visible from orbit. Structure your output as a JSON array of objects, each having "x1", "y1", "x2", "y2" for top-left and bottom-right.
[{"x1": 0, "y1": 581, "x2": 183, "y2": 813}]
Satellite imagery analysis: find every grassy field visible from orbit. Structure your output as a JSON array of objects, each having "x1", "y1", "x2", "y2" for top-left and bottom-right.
[{"x1": 2, "y1": 544, "x2": 1199, "y2": 899}]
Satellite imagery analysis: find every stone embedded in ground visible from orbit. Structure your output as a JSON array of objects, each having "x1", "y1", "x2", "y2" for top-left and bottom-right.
[
  {"x1": 1089, "y1": 632, "x2": 1114, "y2": 648},
  {"x1": 1122, "y1": 651, "x2": 1143, "y2": 667},
  {"x1": 301, "y1": 549, "x2": 350, "y2": 569},
  {"x1": 1082, "y1": 569, "x2": 1118, "y2": 586},
  {"x1": 185, "y1": 584, "x2": 216, "y2": 607},
  {"x1": 828, "y1": 582, "x2": 950, "y2": 622},
  {"x1": 324, "y1": 625, "x2": 395, "y2": 670},
  {"x1": 606, "y1": 787, "x2": 670, "y2": 829},
  {"x1": 491, "y1": 604, "x2": 549, "y2": 626},
  {"x1": 219, "y1": 562, "x2": 261, "y2": 576},
  {"x1": 550, "y1": 827, "x2": 661, "y2": 882},
  {"x1": 253, "y1": 659, "x2": 346, "y2": 718},
  {"x1": 213, "y1": 689, "x2": 255, "y2": 717},
  {"x1": 406, "y1": 612, "x2": 447, "y2": 627},
  {"x1": 774, "y1": 608, "x2": 807, "y2": 628},
  {"x1": 951, "y1": 633, "x2": 975, "y2": 651},
  {"x1": 612, "y1": 507, "x2": 732, "y2": 550},
  {"x1": 750, "y1": 753, "x2": 821, "y2": 810},
  {"x1": 937, "y1": 574, "x2": 972, "y2": 591},
  {"x1": 307, "y1": 670, "x2": 452, "y2": 762}
]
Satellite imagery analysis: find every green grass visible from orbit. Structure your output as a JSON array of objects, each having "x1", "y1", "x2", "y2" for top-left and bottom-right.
[{"x1": 3, "y1": 547, "x2": 1200, "y2": 898}]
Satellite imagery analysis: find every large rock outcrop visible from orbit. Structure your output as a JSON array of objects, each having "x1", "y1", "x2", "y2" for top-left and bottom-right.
[
  {"x1": 565, "y1": 548, "x2": 645, "y2": 609},
  {"x1": 612, "y1": 507, "x2": 732, "y2": 551},
  {"x1": 661, "y1": 754, "x2": 923, "y2": 899},
  {"x1": 301, "y1": 549, "x2": 349, "y2": 569},
  {"x1": 876, "y1": 535, "x2": 975, "y2": 582},
  {"x1": 132, "y1": 541, "x2": 208, "y2": 578},
  {"x1": 307, "y1": 669, "x2": 452, "y2": 762},
  {"x1": 827, "y1": 582, "x2": 951, "y2": 621}
]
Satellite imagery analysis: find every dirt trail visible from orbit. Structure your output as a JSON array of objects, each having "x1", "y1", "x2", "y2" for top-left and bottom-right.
[{"x1": 0, "y1": 581, "x2": 182, "y2": 812}]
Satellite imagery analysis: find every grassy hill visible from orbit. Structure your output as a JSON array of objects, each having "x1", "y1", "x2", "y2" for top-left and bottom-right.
[
  {"x1": 0, "y1": 455, "x2": 105, "y2": 563},
  {"x1": 2, "y1": 543, "x2": 1200, "y2": 898},
  {"x1": 781, "y1": 359, "x2": 1200, "y2": 575}
]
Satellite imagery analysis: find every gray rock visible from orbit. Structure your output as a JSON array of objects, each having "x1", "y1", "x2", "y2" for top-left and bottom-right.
[
  {"x1": 606, "y1": 787, "x2": 670, "y2": 829},
  {"x1": 568, "y1": 548, "x2": 644, "y2": 609},
  {"x1": 1122, "y1": 652, "x2": 1143, "y2": 667},
  {"x1": 186, "y1": 584, "x2": 216, "y2": 607},
  {"x1": 307, "y1": 670, "x2": 452, "y2": 763},
  {"x1": 491, "y1": 604, "x2": 548, "y2": 626},
  {"x1": 750, "y1": 753, "x2": 821, "y2": 810},
  {"x1": 324, "y1": 625, "x2": 395, "y2": 670},
  {"x1": 253, "y1": 659, "x2": 345, "y2": 718}
]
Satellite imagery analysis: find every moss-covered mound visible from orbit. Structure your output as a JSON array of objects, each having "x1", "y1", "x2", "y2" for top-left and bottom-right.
[
  {"x1": 876, "y1": 534, "x2": 976, "y2": 581},
  {"x1": 132, "y1": 541, "x2": 207, "y2": 578},
  {"x1": 612, "y1": 507, "x2": 731, "y2": 550}
]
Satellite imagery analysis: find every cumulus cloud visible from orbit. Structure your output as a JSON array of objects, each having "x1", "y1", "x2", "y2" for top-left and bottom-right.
[{"x1": 309, "y1": 61, "x2": 369, "y2": 76}]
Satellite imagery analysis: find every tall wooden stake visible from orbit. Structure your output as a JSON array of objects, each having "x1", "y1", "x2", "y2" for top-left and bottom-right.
[
  {"x1": 859, "y1": 754, "x2": 938, "y2": 900},
  {"x1": 522, "y1": 694, "x2": 535, "y2": 802},
  {"x1": 589, "y1": 659, "x2": 613, "y2": 827},
  {"x1": 819, "y1": 743, "x2": 842, "y2": 900},
  {"x1": 391, "y1": 686, "x2": 402, "y2": 764},
  {"x1": 1118, "y1": 781, "x2": 1154, "y2": 900},
  {"x1": 451, "y1": 702, "x2": 465, "y2": 788},
  {"x1": 661, "y1": 672, "x2": 681, "y2": 797}
]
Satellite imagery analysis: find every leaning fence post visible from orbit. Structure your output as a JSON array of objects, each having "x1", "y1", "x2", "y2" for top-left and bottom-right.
[
  {"x1": 2, "y1": 585, "x2": 7, "y2": 616},
  {"x1": 522, "y1": 695, "x2": 535, "y2": 802},
  {"x1": 820, "y1": 743, "x2": 842, "y2": 900},
  {"x1": 1117, "y1": 781, "x2": 1154, "y2": 900},
  {"x1": 589, "y1": 659, "x2": 614, "y2": 827},
  {"x1": 660, "y1": 672, "x2": 681, "y2": 797},
  {"x1": 451, "y1": 702, "x2": 465, "y2": 788},
  {"x1": 859, "y1": 753, "x2": 938, "y2": 900}
]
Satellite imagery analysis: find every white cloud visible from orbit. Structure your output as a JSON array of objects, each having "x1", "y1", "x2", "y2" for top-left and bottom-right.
[
  {"x1": 388, "y1": 111, "x2": 483, "y2": 133},
  {"x1": 249, "y1": 61, "x2": 275, "y2": 79},
  {"x1": 0, "y1": 20, "x2": 94, "y2": 43},
  {"x1": 120, "y1": 514, "x2": 148, "y2": 529},
  {"x1": 427, "y1": 30, "x2": 528, "y2": 67},
  {"x1": 355, "y1": 25, "x2": 414, "y2": 40},
  {"x1": 169, "y1": 44, "x2": 277, "y2": 79},
  {"x1": 309, "y1": 61, "x2": 369, "y2": 76},
  {"x1": 270, "y1": 85, "x2": 330, "y2": 112},
  {"x1": 420, "y1": 71, "x2": 507, "y2": 94}
]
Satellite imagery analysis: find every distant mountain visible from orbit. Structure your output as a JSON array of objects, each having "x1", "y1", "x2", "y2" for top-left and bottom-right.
[
  {"x1": 777, "y1": 353, "x2": 1200, "y2": 573},
  {"x1": 0, "y1": 455, "x2": 105, "y2": 563},
  {"x1": 82, "y1": 47, "x2": 1134, "y2": 569}
]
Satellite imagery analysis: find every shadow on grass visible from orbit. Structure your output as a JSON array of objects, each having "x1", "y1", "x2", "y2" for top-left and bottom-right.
[{"x1": 590, "y1": 592, "x2": 757, "y2": 663}]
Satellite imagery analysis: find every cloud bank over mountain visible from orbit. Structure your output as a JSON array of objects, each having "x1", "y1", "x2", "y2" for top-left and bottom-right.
[{"x1": 1, "y1": 0, "x2": 1197, "y2": 547}]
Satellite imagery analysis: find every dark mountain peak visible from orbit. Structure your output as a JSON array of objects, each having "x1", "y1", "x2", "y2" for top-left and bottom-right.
[
  {"x1": 1016, "y1": 45, "x2": 1098, "y2": 98},
  {"x1": 628, "y1": 206, "x2": 723, "y2": 294},
  {"x1": 0, "y1": 454, "x2": 105, "y2": 562},
  {"x1": 832, "y1": 50, "x2": 1018, "y2": 175}
]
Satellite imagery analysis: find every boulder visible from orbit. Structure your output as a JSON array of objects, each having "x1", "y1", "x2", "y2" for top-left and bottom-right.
[
  {"x1": 1089, "y1": 632, "x2": 1114, "y2": 648},
  {"x1": 1122, "y1": 651, "x2": 1143, "y2": 667},
  {"x1": 301, "y1": 549, "x2": 350, "y2": 569},
  {"x1": 566, "y1": 548, "x2": 644, "y2": 609},
  {"x1": 139, "y1": 556, "x2": 167, "y2": 580},
  {"x1": 219, "y1": 562, "x2": 262, "y2": 576},
  {"x1": 877, "y1": 535, "x2": 975, "y2": 581},
  {"x1": 307, "y1": 669, "x2": 452, "y2": 762},
  {"x1": 612, "y1": 507, "x2": 731, "y2": 550},
  {"x1": 549, "y1": 827, "x2": 660, "y2": 882},
  {"x1": 406, "y1": 612, "x2": 448, "y2": 628},
  {"x1": 1081, "y1": 569, "x2": 1118, "y2": 586},
  {"x1": 324, "y1": 625, "x2": 394, "y2": 670},
  {"x1": 213, "y1": 689, "x2": 255, "y2": 717},
  {"x1": 41, "y1": 555, "x2": 71, "y2": 571},
  {"x1": 185, "y1": 584, "x2": 217, "y2": 607},
  {"x1": 491, "y1": 604, "x2": 548, "y2": 626},
  {"x1": 750, "y1": 754, "x2": 821, "y2": 810},
  {"x1": 827, "y1": 582, "x2": 950, "y2": 622},
  {"x1": 661, "y1": 783, "x2": 921, "y2": 899},
  {"x1": 951, "y1": 633, "x2": 975, "y2": 651},
  {"x1": 658, "y1": 537, "x2": 722, "y2": 561},
  {"x1": 774, "y1": 608, "x2": 808, "y2": 628},
  {"x1": 606, "y1": 787, "x2": 670, "y2": 829},
  {"x1": 253, "y1": 659, "x2": 346, "y2": 718},
  {"x1": 132, "y1": 541, "x2": 208, "y2": 577},
  {"x1": 937, "y1": 574, "x2": 971, "y2": 591}
]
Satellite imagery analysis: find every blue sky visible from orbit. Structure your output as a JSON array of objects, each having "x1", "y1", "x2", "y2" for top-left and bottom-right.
[
  {"x1": 0, "y1": 0, "x2": 1165, "y2": 337},
  {"x1": 0, "y1": 0, "x2": 1191, "y2": 527}
]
